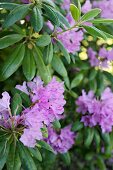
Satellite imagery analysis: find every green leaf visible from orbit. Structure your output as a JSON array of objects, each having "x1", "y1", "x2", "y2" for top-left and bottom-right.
[
  {"x1": 22, "y1": 48, "x2": 36, "y2": 81},
  {"x1": 0, "y1": 141, "x2": 10, "y2": 170},
  {"x1": 94, "y1": 130, "x2": 100, "y2": 148},
  {"x1": 42, "y1": 0, "x2": 55, "y2": 8},
  {"x1": 28, "y1": 148, "x2": 42, "y2": 162},
  {"x1": 56, "y1": 39, "x2": 71, "y2": 64},
  {"x1": 41, "y1": 125, "x2": 48, "y2": 138},
  {"x1": 89, "y1": 69, "x2": 98, "y2": 80},
  {"x1": 33, "y1": 46, "x2": 51, "y2": 84},
  {"x1": 6, "y1": 142, "x2": 21, "y2": 170},
  {"x1": 69, "y1": 90, "x2": 78, "y2": 98},
  {"x1": 0, "y1": 141, "x2": 5, "y2": 154},
  {"x1": 101, "y1": 133, "x2": 111, "y2": 145},
  {"x1": 64, "y1": 76, "x2": 71, "y2": 89},
  {"x1": 82, "y1": 25, "x2": 107, "y2": 40},
  {"x1": 77, "y1": 0, "x2": 81, "y2": 15},
  {"x1": 30, "y1": 6, "x2": 43, "y2": 32},
  {"x1": 81, "y1": 8, "x2": 101, "y2": 22},
  {"x1": 91, "y1": 18, "x2": 113, "y2": 24},
  {"x1": 84, "y1": 128, "x2": 94, "y2": 148},
  {"x1": 103, "y1": 31, "x2": 113, "y2": 39},
  {"x1": 89, "y1": 79, "x2": 97, "y2": 93},
  {"x1": 44, "y1": 42, "x2": 53, "y2": 64},
  {"x1": 11, "y1": 24, "x2": 26, "y2": 35},
  {"x1": 70, "y1": 4, "x2": 80, "y2": 21},
  {"x1": 42, "y1": 4, "x2": 60, "y2": 26},
  {"x1": 3, "y1": 4, "x2": 32, "y2": 28},
  {"x1": 97, "y1": 156, "x2": 106, "y2": 170},
  {"x1": 0, "y1": 2, "x2": 19, "y2": 10},
  {"x1": 11, "y1": 93, "x2": 22, "y2": 115},
  {"x1": 0, "y1": 34, "x2": 24, "y2": 49},
  {"x1": 37, "y1": 141, "x2": 55, "y2": 153},
  {"x1": 52, "y1": 55, "x2": 67, "y2": 78},
  {"x1": 12, "y1": 88, "x2": 31, "y2": 107},
  {"x1": 72, "y1": 121, "x2": 83, "y2": 131},
  {"x1": 61, "y1": 152, "x2": 71, "y2": 166},
  {"x1": 55, "y1": 11, "x2": 70, "y2": 28},
  {"x1": 36, "y1": 35, "x2": 51, "y2": 47},
  {"x1": 18, "y1": 143, "x2": 37, "y2": 170},
  {"x1": 53, "y1": 120, "x2": 61, "y2": 129},
  {"x1": 71, "y1": 73, "x2": 83, "y2": 89},
  {"x1": 0, "y1": 44, "x2": 25, "y2": 81}
]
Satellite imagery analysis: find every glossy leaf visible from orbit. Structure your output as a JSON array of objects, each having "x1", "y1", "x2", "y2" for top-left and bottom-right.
[
  {"x1": 71, "y1": 73, "x2": 83, "y2": 89},
  {"x1": 70, "y1": 4, "x2": 80, "y2": 21},
  {"x1": 91, "y1": 18, "x2": 113, "y2": 24},
  {"x1": 42, "y1": 4, "x2": 60, "y2": 26},
  {"x1": 34, "y1": 46, "x2": 51, "y2": 83},
  {"x1": 52, "y1": 55, "x2": 67, "y2": 78},
  {"x1": 81, "y1": 8, "x2": 101, "y2": 22},
  {"x1": 72, "y1": 121, "x2": 83, "y2": 131},
  {"x1": 18, "y1": 143, "x2": 37, "y2": 170},
  {"x1": 6, "y1": 142, "x2": 21, "y2": 170},
  {"x1": 56, "y1": 11, "x2": 70, "y2": 28},
  {"x1": 53, "y1": 120, "x2": 61, "y2": 129},
  {"x1": 0, "y1": 141, "x2": 10, "y2": 170},
  {"x1": 84, "y1": 128, "x2": 94, "y2": 148},
  {"x1": 36, "y1": 35, "x2": 51, "y2": 47},
  {"x1": 11, "y1": 93, "x2": 22, "y2": 115},
  {"x1": 3, "y1": 4, "x2": 32, "y2": 28},
  {"x1": 89, "y1": 69, "x2": 98, "y2": 80},
  {"x1": 30, "y1": 6, "x2": 43, "y2": 32},
  {"x1": 82, "y1": 25, "x2": 107, "y2": 40},
  {"x1": 0, "y1": 2, "x2": 19, "y2": 10},
  {"x1": 12, "y1": 88, "x2": 31, "y2": 107},
  {"x1": 37, "y1": 141, "x2": 55, "y2": 153},
  {"x1": 22, "y1": 48, "x2": 36, "y2": 81},
  {"x1": 61, "y1": 152, "x2": 71, "y2": 166},
  {"x1": 28, "y1": 148, "x2": 42, "y2": 162},
  {"x1": 56, "y1": 39, "x2": 71, "y2": 64},
  {"x1": 0, "y1": 34, "x2": 24, "y2": 49},
  {"x1": 44, "y1": 43, "x2": 53, "y2": 64},
  {"x1": 0, "y1": 44, "x2": 25, "y2": 81}
]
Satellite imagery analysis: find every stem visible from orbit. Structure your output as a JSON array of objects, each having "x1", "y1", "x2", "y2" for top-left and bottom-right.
[{"x1": 52, "y1": 22, "x2": 81, "y2": 37}]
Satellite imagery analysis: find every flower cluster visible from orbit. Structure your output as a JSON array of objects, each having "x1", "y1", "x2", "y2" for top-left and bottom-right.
[
  {"x1": 87, "y1": 47, "x2": 113, "y2": 67},
  {"x1": 76, "y1": 88, "x2": 113, "y2": 133},
  {"x1": 93, "y1": 0, "x2": 113, "y2": 18},
  {"x1": 82, "y1": 0, "x2": 92, "y2": 14},
  {"x1": 46, "y1": 125, "x2": 75, "y2": 153},
  {"x1": 16, "y1": 77, "x2": 66, "y2": 147},
  {"x1": 0, "y1": 76, "x2": 75, "y2": 153},
  {"x1": 0, "y1": 92, "x2": 24, "y2": 129},
  {"x1": 47, "y1": 13, "x2": 83, "y2": 54}
]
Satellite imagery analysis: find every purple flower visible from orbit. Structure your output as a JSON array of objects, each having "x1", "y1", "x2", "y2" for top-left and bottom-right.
[
  {"x1": 93, "y1": 0, "x2": 113, "y2": 19},
  {"x1": 16, "y1": 77, "x2": 66, "y2": 122},
  {"x1": 20, "y1": 105, "x2": 45, "y2": 147},
  {"x1": 46, "y1": 125, "x2": 75, "y2": 153},
  {"x1": 82, "y1": 0, "x2": 92, "y2": 14},
  {"x1": 0, "y1": 92, "x2": 10, "y2": 114},
  {"x1": 76, "y1": 90, "x2": 95, "y2": 114},
  {"x1": 88, "y1": 48, "x2": 99, "y2": 67},
  {"x1": 61, "y1": 0, "x2": 71, "y2": 11},
  {"x1": 0, "y1": 92, "x2": 24, "y2": 129},
  {"x1": 87, "y1": 47, "x2": 113, "y2": 68},
  {"x1": 47, "y1": 13, "x2": 83, "y2": 54},
  {"x1": 16, "y1": 81, "x2": 29, "y2": 95},
  {"x1": 76, "y1": 88, "x2": 113, "y2": 133},
  {"x1": 16, "y1": 76, "x2": 66, "y2": 147}
]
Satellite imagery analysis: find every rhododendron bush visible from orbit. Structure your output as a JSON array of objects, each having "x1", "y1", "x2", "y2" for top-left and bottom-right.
[{"x1": 1, "y1": 0, "x2": 113, "y2": 169}]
